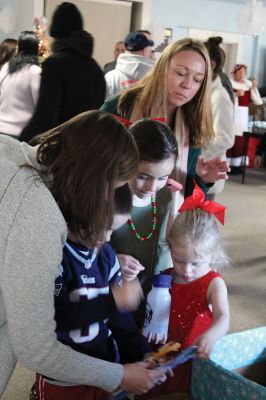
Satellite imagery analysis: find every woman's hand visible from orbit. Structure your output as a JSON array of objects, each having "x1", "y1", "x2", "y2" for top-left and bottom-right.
[
  {"x1": 235, "y1": 89, "x2": 244, "y2": 97},
  {"x1": 251, "y1": 78, "x2": 258, "y2": 90},
  {"x1": 120, "y1": 362, "x2": 167, "y2": 394},
  {"x1": 196, "y1": 156, "x2": 230, "y2": 183},
  {"x1": 118, "y1": 254, "x2": 145, "y2": 281},
  {"x1": 111, "y1": 278, "x2": 143, "y2": 311}
]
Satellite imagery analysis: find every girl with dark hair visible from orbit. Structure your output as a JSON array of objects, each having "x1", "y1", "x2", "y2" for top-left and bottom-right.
[
  {"x1": 0, "y1": 31, "x2": 41, "y2": 138},
  {"x1": 0, "y1": 38, "x2": 17, "y2": 70},
  {"x1": 0, "y1": 110, "x2": 166, "y2": 398},
  {"x1": 111, "y1": 119, "x2": 179, "y2": 326}
]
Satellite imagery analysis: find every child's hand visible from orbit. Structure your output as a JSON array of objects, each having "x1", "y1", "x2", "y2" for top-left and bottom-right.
[
  {"x1": 194, "y1": 334, "x2": 214, "y2": 359},
  {"x1": 118, "y1": 253, "x2": 145, "y2": 281},
  {"x1": 111, "y1": 278, "x2": 143, "y2": 311}
]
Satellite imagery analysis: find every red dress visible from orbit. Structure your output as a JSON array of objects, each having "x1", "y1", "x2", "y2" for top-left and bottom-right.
[{"x1": 138, "y1": 270, "x2": 222, "y2": 398}]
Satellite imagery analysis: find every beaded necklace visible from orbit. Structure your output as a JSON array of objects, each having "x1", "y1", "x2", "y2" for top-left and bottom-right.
[{"x1": 128, "y1": 195, "x2": 157, "y2": 241}]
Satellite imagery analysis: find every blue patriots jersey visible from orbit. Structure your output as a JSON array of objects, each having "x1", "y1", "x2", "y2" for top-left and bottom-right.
[{"x1": 54, "y1": 239, "x2": 122, "y2": 362}]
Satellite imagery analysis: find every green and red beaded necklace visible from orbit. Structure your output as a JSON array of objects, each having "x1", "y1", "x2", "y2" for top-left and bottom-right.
[{"x1": 127, "y1": 195, "x2": 157, "y2": 241}]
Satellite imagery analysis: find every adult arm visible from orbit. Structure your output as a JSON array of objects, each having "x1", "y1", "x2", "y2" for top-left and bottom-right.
[
  {"x1": 186, "y1": 147, "x2": 213, "y2": 196},
  {"x1": 250, "y1": 79, "x2": 263, "y2": 106},
  {"x1": 0, "y1": 324, "x2": 17, "y2": 395},
  {"x1": 20, "y1": 57, "x2": 63, "y2": 142},
  {"x1": 205, "y1": 94, "x2": 235, "y2": 157},
  {"x1": 3, "y1": 182, "x2": 123, "y2": 391}
]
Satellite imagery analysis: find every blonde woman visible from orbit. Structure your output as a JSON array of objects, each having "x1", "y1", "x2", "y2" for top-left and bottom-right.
[{"x1": 101, "y1": 37, "x2": 229, "y2": 209}]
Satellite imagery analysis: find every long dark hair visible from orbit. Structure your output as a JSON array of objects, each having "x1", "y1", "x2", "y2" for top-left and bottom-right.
[
  {"x1": 35, "y1": 110, "x2": 139, "y2": 245},
  {"x1": 129, "y1": 119, "x2": 178, "y2": 163},
  {"x1": 0, "y1": 38, "x2": 17, "y2": 69},
  {"x1": 8, "y1": 31, "x2": 39, "y2": 74}
]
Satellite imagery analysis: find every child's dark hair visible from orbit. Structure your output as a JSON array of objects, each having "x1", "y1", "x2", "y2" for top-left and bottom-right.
[
  {"x1": 114, "y1": 184, "x2": 132, "y2": 215},
  {"x1": 204, "y1": 36, "x2": 224, "y2": 79},
  {"x1": 8, "y1": 31, "x2": 39, "y2": 74},
  {"x1": 129, "y1": 119, "x2": 178, "y2": 163},
  {"x1": 35, "y1": 110, "x2": 139, "y2": 246}
]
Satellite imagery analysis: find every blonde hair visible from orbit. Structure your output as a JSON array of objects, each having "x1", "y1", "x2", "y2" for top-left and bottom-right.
[
  {"x1": 118, "y1": 37, "x2": 214, "y2": 147},
  {"x1": 168, "y1": 209, "x2": 230, "y2": 271}
]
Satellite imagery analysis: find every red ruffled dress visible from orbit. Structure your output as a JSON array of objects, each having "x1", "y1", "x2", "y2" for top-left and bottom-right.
[{"x1": 138, "y1": 270, "x2": 222, "y2": 398}]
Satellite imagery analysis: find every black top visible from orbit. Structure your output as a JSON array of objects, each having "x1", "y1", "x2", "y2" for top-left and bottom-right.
[{"x1": 20, "y1": 31, "x2": 106, "y2": 142}]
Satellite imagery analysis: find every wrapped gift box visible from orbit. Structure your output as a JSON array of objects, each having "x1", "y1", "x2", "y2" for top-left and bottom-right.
[{"x1": 191, "y1": 327, "x2": 266, "y2": 399}]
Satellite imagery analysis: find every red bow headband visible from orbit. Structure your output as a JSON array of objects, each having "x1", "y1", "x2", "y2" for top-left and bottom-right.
[
  {"x1": 113, "y1": 115, "x2": 166, "y2": 127},
  {"x1": 179, "y1": 183, "x2": 226, "y2": 225}
]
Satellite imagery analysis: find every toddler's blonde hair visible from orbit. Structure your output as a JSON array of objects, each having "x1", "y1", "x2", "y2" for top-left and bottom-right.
[{"x1": 168, "y1": 209, "x2": 230, "y2": 271}]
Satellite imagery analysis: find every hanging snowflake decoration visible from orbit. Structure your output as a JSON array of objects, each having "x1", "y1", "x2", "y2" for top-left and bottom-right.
[{"x1": 237, "y1": 0, "x2": 266, "y2": 36}]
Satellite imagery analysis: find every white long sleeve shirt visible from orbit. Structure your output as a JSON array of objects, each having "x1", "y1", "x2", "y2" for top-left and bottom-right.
[
  {"x1": 0, "y1": 63, "x2": 41, "y2": 136},
  {"x1": 202, "y1": 76, "x2": 235, "y2": 194}
]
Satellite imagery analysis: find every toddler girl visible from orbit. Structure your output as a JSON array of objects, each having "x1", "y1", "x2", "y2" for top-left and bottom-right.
[{"x1": 142, "y1": 183, "x2": 230, "y2": 397}]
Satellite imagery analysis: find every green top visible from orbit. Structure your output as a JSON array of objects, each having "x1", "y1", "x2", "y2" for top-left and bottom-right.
[{"x1": 110, "y1": 188, "x2": 172, "y2": 326}]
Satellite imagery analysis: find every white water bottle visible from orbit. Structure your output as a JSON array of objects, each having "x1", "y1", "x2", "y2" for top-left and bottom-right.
[{"x1": 143, "y1": 273, "x2": 172, "y2": 342}]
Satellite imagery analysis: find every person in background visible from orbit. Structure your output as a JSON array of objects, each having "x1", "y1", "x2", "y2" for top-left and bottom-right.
[
  {"x1": 231, "y1": 63, "x2": 263, "y2": 107},
  {"x1": 111, "y1": 119, "x2": 179, "y2": 327},
  {"x1": 136, "y1": 29, "x2": 156, "y2": 61},
  {"x1": 35, "y1": 184, "x2": 163, "y2": 400},
  {"x1": 205, "y1": 36, "x2": 235, "y2": 105},
  {"x1": 0, "y1": 38, "x2": 17, "y2": 70},
  {"x1": 0, "y1": 31, "x2": 41, "y2": 138},
  {"x1": 20, "y1": 2, "x2": 105, "y2": 143},
  {"x1": 103, "y1": 40, "x2": 125, "y2": 74},
  {"x1": 229, "y1": 64, "x2": 263, "y2": 169},
  {"x1": 202, "y1": 37, "x2": 234, "y2": 200},
  {"x1": 0, "y1": 110, "x2": 165, "y2": 397},
  {"x1": 139, "y1": 184, "x2": 230, "y2": 397},
  {"x1": 254, "y1": 134, "x2": 266, "y2": 168},
  {"x1": 104, "y1": 32, "x2": 154, "y2": 99}
]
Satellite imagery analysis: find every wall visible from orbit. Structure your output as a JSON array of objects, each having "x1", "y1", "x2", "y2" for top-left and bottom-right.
[
  {"x1": 0, "y1": 0, "x2": 266, "y2": 85},
  {"x1": 45, "y1": 0, "x2": 132, "y2": 67},
  {"x1": 147, "y1": 0, "x2": 266, "y2": 86}
]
